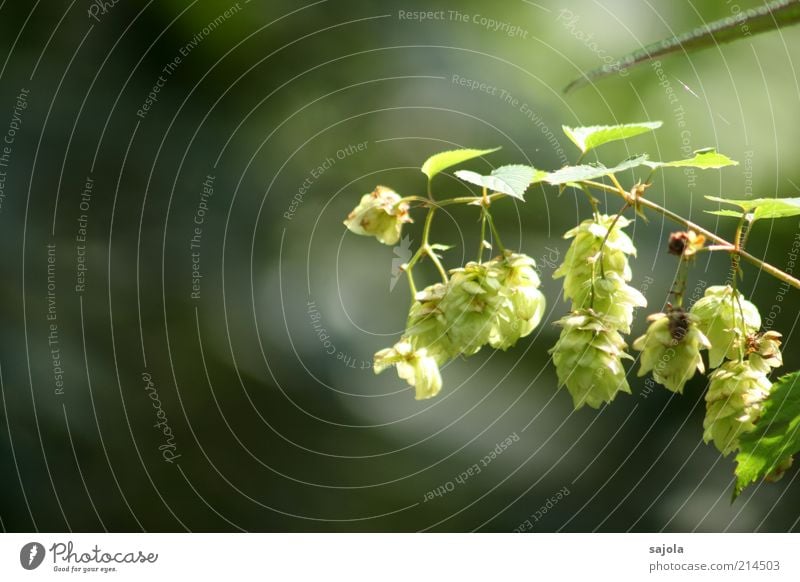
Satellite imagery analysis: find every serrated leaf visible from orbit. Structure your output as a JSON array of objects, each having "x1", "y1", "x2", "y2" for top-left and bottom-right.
[
  {"x1": 454, "y1": 164, "x2": 544, "y2": 201},
  {"x1": 544, "y1": 154, "x2": 650, "y2": 185},
  {"x1": 706, "y1": 195, "x2": 800, "y2": 222},
  {"x1": 647, "y1": 149, "x2": 739, "y2": 170},
  {"x1": 562, "y1": 122, "x2": 662, "y2": 153},
  {"x1": 735, "y1": 370, "x2": 800, "y2": 497},
  {"x1": 421, "y1": 147, "x2": 500, "y2": 180}
]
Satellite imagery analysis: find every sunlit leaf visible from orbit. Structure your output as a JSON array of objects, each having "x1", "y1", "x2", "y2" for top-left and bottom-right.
[
  {"x1": 706, "y1": 195, "x2": 800, "y2": 222},
  {"x1": 647, "y1": 149, "x2": 739, "y2": 170},
  {"x1": 421, "y1": 147, "x2": 500, "y2": 180},
  {"x1": 735, "y1": 370, "x2": 800, "y2": 497},
  {"x1": 562, "y1": 122, "x2": 662, "y2": 154},
  {"x1": 706, "y1": 209, "x2": 747, "y2": 218},
  {"x1": 544, "y1": 155, "x2": 650, "y2": 185},
  {"x1": 454, "y1": 164, "x2": 544, "y2": 201}
]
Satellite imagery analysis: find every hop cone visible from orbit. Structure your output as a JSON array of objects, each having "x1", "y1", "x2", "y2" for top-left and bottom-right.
[
  {"x1": 703, "y1": 360, "x2": 772, "y2": 455},
  {"x1": 439, "y1": 261, "x2": 504, "y2": 355},
  {"x1": 633, "y1": 309, "x2": 710, "y2": 393},
  {"x1": 554, "y1": 215, "x2": 636, "y2": 298},
  {"x1": 344, "y1": 185, "x2": 411, "y2": 245},
  {"x1": 550, "y1": 310, "x2": 632, "y2": 409},
  {"x1": 553, "y1": 215, "x2": 644, "y2": 333},
  {"x1": 377, "y1": 251, "x2": 545, "y2": 399},
  {"x1": 488, "y1": 252, "x2": 547, "y2": 350},
  {"x1": 374, "y1": 341, "x2": 442, "y2": 400},
  {"x1": 690, "y1": 285, "x2": 761, "y2": 368},
  {"x1": 405, "y1": 283, "x2": 456, "y2": 365}
]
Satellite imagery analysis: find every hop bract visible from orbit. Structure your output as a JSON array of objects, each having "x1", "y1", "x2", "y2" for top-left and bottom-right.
[
  {"x1": 703, "y1": 360, "x2": 772, "y2": 455},
  {"x1": 690, "y1": 285, "x2": 761, "y2": 368},
  {"x1": 747, "y1": 331, "x2": 782, "y2": 374},
  {"x1": 344, "y1": 186, "x2": 411, "y2": 245},
  {"x1": 374, "y1": 341, "x2": 442, "y2": 400},
  {"x1": 633, "y1": 309, "x2": 710, "y2": 393},
  {"x1": 549, "y1": 310, "x2": 632, "y2": 409}
]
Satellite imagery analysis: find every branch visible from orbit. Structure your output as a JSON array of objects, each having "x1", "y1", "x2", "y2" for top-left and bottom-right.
[{"x1": 582, "y1": 179, "x2": 800, "y2": 290}]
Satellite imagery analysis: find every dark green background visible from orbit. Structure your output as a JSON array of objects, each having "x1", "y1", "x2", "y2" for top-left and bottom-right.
[{"x1": 1, "y1": 0, "x2": 799, "y2": 532}]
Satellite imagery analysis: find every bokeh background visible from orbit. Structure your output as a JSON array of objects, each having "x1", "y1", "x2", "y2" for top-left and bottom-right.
[{"x1": 1, "y1": 0, "x2": 799, "y2": 532}]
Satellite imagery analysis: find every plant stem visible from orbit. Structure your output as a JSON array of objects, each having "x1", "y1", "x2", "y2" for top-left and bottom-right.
[
  {"x1": 400, "y1": 193, "x2": 506, "y2": 208},
  {"x1": 477, "y1": 207, "x2": 487, "y2": 263},
  {"x1": 597, "y1": 199, "x2": 630, "y2": 278},
  {"x1": 404, "y1": 206, "x2": 448, "y2": 300},
  {"x1": 672, "y1": 256, "x2": 690, "y2": 308},
  {"x1": 579, "y1": 184, "x2": 601, "y2": 220},
  {"x1": 581, "y1": 179, "x2": 800, "y2": 290},
  {"x1": 485, "y1": 210, "x2": 506, "y2": 254}
]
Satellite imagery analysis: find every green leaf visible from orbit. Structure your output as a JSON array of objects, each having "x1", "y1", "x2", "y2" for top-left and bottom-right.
[
  {"x1": 544, "y1": 155, "x2": 650, "y2": 186},
  {"x1": 564, "y1": 0, "x2": 800, "y2": 93},
  {"x1": 647, "y1": 148, "x2": 739, "y2": 170},
  {"x1": 706, "y1": 209, "x2": 746, "y2": 218},
  {"x1": 421, "y1": 147, "x2": 500, "y2": 180},
  {"x1": 735, "y1": 370, "x2": 800, "y2": 497},
  {"x1": 562, "y1": 122, "x2": 662, "y2": 154},
  {"x1": 705, "y1": 195, "x2": 800, "y2": 222},
  {"x1": 454, "y1": 164, "x2": 544, "y2": 201}
]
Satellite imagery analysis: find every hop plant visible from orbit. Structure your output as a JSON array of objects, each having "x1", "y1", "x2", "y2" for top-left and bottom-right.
[
  {"x1": 343, "y1": 185, "x2": 412, "y2": 245},
  {"x1": 690, "y1": 285, "x2": 761, "y2": 368},
  {"x1": 343, "y1": 127, "x2": 800, "y2": 495},
  {"x1": 374, "y1": 341, "x2": 442, "y2": 400},
  {"x1": 549, "y1": 310, "x2": 632, "y2": 409},
  {"x1": 703, "y1": 360, "x2": 772, "y2": 456},
  {"x1": 553, "y1": 215, "x2": 645, "y2": 333},
  {"x1": 633, "y1": 309, "x2": 711, "y2": 393}
]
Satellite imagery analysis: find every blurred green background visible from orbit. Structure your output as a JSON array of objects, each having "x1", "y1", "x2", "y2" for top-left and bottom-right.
[{"x1": 1, "y1": 0, "x2": 799, "y2": 532}]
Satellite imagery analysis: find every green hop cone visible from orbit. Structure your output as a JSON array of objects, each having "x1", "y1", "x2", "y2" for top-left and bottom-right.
[
  {"x1": 488, "y1": 252, "x2": 546, "y2": 350},
  {"x1": 405, "y1": 283, "x2": 457, "y2": 365},
  {"x1": 553, "y1": 215, "x2": 644, "y2": 333},
  {"x1": 747, "y1": 330, "x2": 782, "y2": 374},
  {"x1": 344, "y1": 185, "x2": 412, "y2": 245},
  {"x1": 374, "y1": 340, "x2": 442, "y2": 400},
  {"x1": 703, "y1": 360, "x2": 772, "y2": 456},
  {"x1": 690, "y1": 285, "x2": 761, "y2": 368},
  {"x1": 439, "y1": 261, "x2": 503, "y2": 355},
  {"x1": 549, "y1": 310, "x2": 633, "y2": 409},
  {"x1": 632, "y1": 309, "x2": 710, "y2": 393},
  {"x1": 582, "y1": 271, "x2": 646, "y2": 334},
  {"x1": 553, "y1": 214, "x2": 636, "y2": 301}
]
